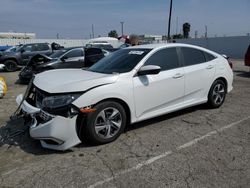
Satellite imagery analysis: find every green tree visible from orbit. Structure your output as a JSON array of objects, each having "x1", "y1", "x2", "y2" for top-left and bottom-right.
[
  {"x1": 108, "y1": 30, "x2": 118, "y2": 38},
  {"x1": 172, "y1": 34, "x2": 184, "y2": 39}
]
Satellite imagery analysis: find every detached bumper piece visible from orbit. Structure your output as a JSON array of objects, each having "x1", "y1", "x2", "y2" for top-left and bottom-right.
[{"x1": 16, "y1": 94, "x2": 81, "y2": 151}]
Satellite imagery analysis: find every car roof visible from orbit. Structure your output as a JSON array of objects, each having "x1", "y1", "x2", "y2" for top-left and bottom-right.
[{"x1": 127, "y1": 43, "x2": 205, "y2": 50}]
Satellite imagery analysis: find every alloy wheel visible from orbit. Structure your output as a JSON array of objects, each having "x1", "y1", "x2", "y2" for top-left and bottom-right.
[
  {"x1": 94, "y1": 107, "x2": 122, "y2": 139},
  {"x1": 212, "y1": 83, "x2": 225, "y2": 105}
]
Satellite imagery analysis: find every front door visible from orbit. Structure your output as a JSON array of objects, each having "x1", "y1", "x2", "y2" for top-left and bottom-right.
[{"x1": 133, "y1": 47, "x2": 185, "y2": 120}]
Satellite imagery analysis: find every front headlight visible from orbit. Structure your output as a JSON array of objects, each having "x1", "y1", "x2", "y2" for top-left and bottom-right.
[{"x1": 42, "y1": 94, "x2": 81, "y2": 109}]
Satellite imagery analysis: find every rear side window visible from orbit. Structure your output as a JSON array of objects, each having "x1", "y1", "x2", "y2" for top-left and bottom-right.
[
  {"x1": 204, "y1": 51, "x2": 216, "y2": 61},
  {"x1": 181, "y1": 47, "x2": 206, "y2": 66},
  {"x1": 144, "y1": 48, "x2": 179, "y2": 71}
]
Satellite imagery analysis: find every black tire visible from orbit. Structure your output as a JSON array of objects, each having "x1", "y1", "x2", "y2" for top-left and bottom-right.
[
  {"x1": 207, "y1": 80, "x2": 226, "y2": 108},
  {"x1": 4, "y1": 60, "x2": 18, "y2": 72},
  {"x1": 80, "y1": 101, "x2": 127, "y2": 145}
]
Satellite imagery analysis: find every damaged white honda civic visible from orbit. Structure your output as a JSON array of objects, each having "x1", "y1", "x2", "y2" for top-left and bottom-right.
[{"x1": 16, "y1": 43, "x2": 233, "y2": 150}]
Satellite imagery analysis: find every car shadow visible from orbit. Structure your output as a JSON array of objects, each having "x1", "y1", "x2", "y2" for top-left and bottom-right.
[
  {"x1": 125, "y1": 104, "x2": 207, "y2": 132},
  {"x1": 1, "y1": 104, "x2": 208, "y2": 155},
  {"x1": 234, "y1": 70, "x2": 250, "y2": 78}
]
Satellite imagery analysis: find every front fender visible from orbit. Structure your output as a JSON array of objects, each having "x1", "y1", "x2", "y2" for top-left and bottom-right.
[{"x1": 72, "y1": 81, "x2": 136, "y2": 123}]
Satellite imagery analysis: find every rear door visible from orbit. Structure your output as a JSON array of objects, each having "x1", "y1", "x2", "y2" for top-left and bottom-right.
[
  {"x1": 180, "y1": 47, "x2": 216, "y2": 103},
  {"x1": 133, "y1": 47, "x2": 185, "y2": 119}
]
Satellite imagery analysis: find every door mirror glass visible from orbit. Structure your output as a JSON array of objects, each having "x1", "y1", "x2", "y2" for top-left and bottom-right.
[{"x1": 137, "y1": 65, "x2": 161, "y2": 76}]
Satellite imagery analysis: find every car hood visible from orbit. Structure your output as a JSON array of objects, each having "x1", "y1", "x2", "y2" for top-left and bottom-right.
[
  {"x1": 33, "y1": 69, "x2": 119, "y2": 93},
  {"x1": 1, "y1": 51, "x2": 20, "y2": 57},
  {"x1": 26, "y1": 54, "x2": 54, "y2": 67}
]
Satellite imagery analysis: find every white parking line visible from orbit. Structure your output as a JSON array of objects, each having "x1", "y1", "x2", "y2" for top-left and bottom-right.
[{"x1": 88, "y1": 116, "x2": 250, "y2": 188}]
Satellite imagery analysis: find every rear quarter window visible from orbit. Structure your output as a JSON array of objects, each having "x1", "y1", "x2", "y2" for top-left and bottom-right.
[{"x1": 203, "y1": 51, "x2": 216, "y2": 62}]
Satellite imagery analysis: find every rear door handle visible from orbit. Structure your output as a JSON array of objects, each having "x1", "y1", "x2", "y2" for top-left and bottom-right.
[
  {"x1": 206, "y1": 65, "x2": 214, "y2": 69},
  {"x1": 173, "y1": 73, "x2": 184, "y2": 79}
]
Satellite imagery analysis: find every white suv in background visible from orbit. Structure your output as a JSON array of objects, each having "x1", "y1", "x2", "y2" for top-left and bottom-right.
[{"x1": 16, "y1": 43, "x2": 233, "y2": 150}]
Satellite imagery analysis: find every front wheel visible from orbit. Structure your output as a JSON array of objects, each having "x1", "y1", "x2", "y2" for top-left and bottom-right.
[
  {"x1": 80, "y1": 101, "x2": 127, "y2": 145},
  {"x1": 207, "y1": 80, "x2": 226, "y2": 108},
  {"x1": 4, "y1": 60, "x2": 18, "y2": 72}
]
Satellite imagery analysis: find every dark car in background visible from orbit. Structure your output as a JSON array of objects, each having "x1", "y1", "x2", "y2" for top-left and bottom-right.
[
  {"x1": 0, "y1": 43, "x2": 63, "y2": 72},
  {"x1": 0, "y1": 45, "x2": 13, "y2": 52},
  {"x1": 19, "y1": 47, "x2": 104, "y2": 83},
  {"x1": 245, "y1": 45, "x2": 250, "y2": 67}
]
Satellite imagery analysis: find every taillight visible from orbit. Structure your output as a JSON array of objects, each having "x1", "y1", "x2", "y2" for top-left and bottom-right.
[{"x1": 228, "y1": 60, "x2": 233, "y2": 69}]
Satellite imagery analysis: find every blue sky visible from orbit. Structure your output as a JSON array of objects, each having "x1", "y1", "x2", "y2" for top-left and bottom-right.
[{"x1": 0, "y1": 0, "x2": 249, "y2": 39}]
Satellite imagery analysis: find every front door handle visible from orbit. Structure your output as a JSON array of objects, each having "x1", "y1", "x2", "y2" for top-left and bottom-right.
[
  {"x1": 173, "y1": 73, "x2": 184, "y2": 79},
  {"x1": 206, "y1": 65, "x2": 214, "y2": 69}
]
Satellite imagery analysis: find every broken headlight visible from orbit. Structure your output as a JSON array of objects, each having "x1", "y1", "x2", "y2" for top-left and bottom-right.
[{"x1": 42, "y1": 94, "x2": 81, "y2": 109}]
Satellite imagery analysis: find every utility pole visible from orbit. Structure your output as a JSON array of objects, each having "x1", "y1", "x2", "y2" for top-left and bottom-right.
[
  {"x1": 205, "y1": 25, "x2": 208, "y2": 38},
  {"x1": 92, "y1": 24, "x2": 95, "y2": 38},
  {"x1": 167, "y1": 0, "x2": 173, "y2": 40},
  {"x1": 120, "y1": 21, "x2": 124, "y2": 36},
  {"x1": 176, "y1": 16, "x2": 178, "y2": 35},
  {"x1": 195, "y1": 30, "x2": 198, "y2": 39}
]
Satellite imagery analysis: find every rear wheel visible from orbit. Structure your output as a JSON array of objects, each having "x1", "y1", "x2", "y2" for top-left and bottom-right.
[
  {"x1": 4, "y1": 60, "x2": 18, "y2": 72},
  {"x1": 80, "y1": 101, "x2": 127, "y2": 145},
  {"x1": 207, "y1": 80, "x2": 226, "y2": 108}
]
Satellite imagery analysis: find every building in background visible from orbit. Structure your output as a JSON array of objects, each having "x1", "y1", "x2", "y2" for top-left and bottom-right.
[
  {"x1": 0, "y1": 32, "x2": 36, "y2": 39},
  {"x1": 138, "y1": 34, "x2": 163, "y2": 44}
]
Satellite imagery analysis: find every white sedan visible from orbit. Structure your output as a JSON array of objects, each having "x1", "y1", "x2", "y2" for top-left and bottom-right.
[{"x1": 16, "y1": 43, "x2": 233, "y2": 150}]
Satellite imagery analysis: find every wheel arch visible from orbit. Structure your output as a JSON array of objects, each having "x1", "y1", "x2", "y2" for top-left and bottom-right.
[
  {"x1": 213, "y1": 77, "x2": 228, "y2": 93},
  {"x1": 75, "y1": 97, "x2": 132, "y2": 142},
  {"x1": 4, "y1": 58, "x2": 18, "y2": 63},
  {"x1": 95, "y1": 98, "x2": 132, "y2": 125}
]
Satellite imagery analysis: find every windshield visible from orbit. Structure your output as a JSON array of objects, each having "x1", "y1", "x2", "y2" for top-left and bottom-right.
[
  {"x1": 88, "y1": 48, "x2": 151, "y2": 74},
  {"x1": 50, "y1": 49, "x2": 67, "y2": 58},
  {"x1": 8, "y1": 45, "x2": 23, "y2": 52}
]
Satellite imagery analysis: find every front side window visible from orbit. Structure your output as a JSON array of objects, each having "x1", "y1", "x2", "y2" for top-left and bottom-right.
[
  {"x1": 50, "y1": 50, "x2": 67, "y2": 59},
  {"x1": 181, "y1": 47, "x2": 206, "y2": 66},
  {"x1": 144, "y1": 48, "x2": 179, "y2": 71},
  {"x1": 64, "y1": 49, "x2": 83, "y2": 58},
  {"x1": 22, "y1": 45, "x2": 33, "y2": 52},
  {"x1": 89, "y1": 48, "x2": 151, "y2": 74}
]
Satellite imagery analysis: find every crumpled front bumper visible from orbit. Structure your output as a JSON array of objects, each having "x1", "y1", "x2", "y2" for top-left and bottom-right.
[{"x1": 16, "y1": 94, "x2": 81, "y2": 151}]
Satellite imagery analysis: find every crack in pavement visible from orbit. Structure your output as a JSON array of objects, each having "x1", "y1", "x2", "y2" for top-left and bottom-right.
[{"x1": 87, "y1": 116, "x2": 250, "y2": 188}]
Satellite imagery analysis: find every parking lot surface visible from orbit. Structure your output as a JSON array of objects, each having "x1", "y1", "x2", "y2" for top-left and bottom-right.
[{"x1": 0, "y1": 60, "x2": 250, "y2": 188}]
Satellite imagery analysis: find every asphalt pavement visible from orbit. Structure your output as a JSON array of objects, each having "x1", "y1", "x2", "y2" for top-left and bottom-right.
[{"x1": 0, "y1": 60, "x2": 249, "y2": 188}]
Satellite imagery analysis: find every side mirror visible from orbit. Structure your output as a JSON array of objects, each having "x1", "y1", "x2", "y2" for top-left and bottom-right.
[
  {"x1": 60, "y1": 56, "x2": 68, "y2": 61},
  {"x1": 137, "y1": 65, "x2": 161, "y2": 76},
  {"x1": 20, "y1": 49, "x2": 25, "y2": 53}
]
